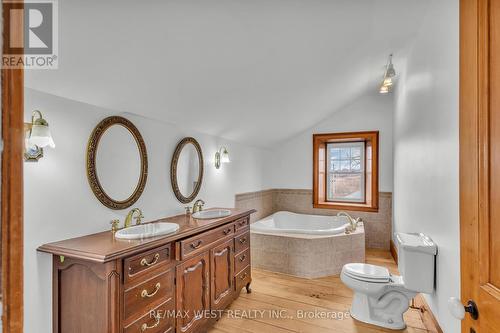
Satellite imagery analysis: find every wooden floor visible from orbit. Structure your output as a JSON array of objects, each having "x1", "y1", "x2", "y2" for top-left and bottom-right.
[{"x1": 209, "y1": 249, "x2": 434, "y2": 333}]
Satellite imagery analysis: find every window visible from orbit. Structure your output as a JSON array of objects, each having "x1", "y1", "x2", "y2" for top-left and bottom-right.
[
  {"x1": 313, "y1": 131, "x2": 379, "y2": 212},
  {"x1": 327, "y1": 142, "x2": 365, "y2": 203}
]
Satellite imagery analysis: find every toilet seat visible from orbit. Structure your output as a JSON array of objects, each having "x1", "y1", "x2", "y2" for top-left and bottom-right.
[{"x1": 343, "y1": 263, "x2": 390, "y2": 283}]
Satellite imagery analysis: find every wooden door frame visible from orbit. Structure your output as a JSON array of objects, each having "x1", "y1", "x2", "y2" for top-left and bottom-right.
[
  {"x1": 460, "y1": 0, "x2": 489, "y2": 332},
  {"x1": 1, "y1": 0, "x2": 25, "y2": 332}
]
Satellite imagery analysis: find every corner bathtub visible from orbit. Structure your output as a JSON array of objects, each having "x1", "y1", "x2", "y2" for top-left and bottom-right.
[
  {"x1": 250, "y1": 211, "x2": 350, "y2": 235},
  {"x1": 250, "y1": 211, "x2": 365, "y2": 278}
]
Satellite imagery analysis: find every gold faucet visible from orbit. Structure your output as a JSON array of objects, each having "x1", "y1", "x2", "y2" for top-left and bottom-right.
[
  {"x1": 337, "y1": 211, "x2": 362, "y2": 231},
  {"x1": 192, "y1": 199, "x2": 205, "y2": 213},
  {"x1": 124, "y1": 208, "x2": 144, "y2": 228},
  {"x1": 110, "y1": 219, "x2": 120, "y2": 233}
]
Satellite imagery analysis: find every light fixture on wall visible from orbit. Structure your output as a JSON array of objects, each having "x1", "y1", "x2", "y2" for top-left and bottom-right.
[
  {"x1": 215, "y1": 146, "x2": 230, "y2": 169},
  {"x1": 24, "y1": 110, "x2": 55, "y2": 162},
  {"x1": 379, "y1": 54, "x2": 396, "y2": 94}
]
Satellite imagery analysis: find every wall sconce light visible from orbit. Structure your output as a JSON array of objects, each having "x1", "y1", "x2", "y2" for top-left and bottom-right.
[
  {"x1": 24, "y1": 110, "x2": 55, "y2": 162},
  {"x1": 215, "y1": 147, "x2": 230, "y2": 169},
  {"x1": 379, "y1": 85, "x2": 389, "y2": 94},
  {"x1": 379, "y1": 54, "x2": 396, "y2": 94}
]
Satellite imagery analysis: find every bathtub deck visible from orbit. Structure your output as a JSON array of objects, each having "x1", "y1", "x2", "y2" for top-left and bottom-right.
[{"x1": 209, "y1": 249, "x2": 434, "y2": 333}]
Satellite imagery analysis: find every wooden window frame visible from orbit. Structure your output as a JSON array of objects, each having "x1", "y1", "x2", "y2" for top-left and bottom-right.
[{"x1": 313, "y1": 131, "x2": 379, "y2": 212}]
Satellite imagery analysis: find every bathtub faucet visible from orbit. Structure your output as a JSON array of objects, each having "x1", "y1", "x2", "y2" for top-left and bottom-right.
[{"x1": 337, "y1": 212, "x2": 362, "y2": 231}]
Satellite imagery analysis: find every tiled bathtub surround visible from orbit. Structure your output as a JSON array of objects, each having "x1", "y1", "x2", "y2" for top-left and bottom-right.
[
  {"x1": 235, "y1": 189, "x2": 392, "y2": 249},
  {"x1": 234, "y1": 189, "x2": 274, "y2": 222},
  {"x1": 251, "y1": 225, "x2": 365, "y2": 278}
]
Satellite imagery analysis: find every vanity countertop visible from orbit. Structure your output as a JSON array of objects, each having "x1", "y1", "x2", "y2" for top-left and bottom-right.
[{"x1": 37, "y1": 208, "x2": 256, "y2": 263}]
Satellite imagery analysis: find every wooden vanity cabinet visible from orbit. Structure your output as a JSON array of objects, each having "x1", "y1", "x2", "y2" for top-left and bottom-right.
[{"x1": 46, "y1": 211, "x2": 253, "y2": 333}]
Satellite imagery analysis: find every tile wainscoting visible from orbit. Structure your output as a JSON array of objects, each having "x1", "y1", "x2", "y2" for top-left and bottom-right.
[
  {"x1": 233, "y1": 189, "x2": 275, "y2": 222},
  {"x1": 235, "y1": 189, "x2": 392, "y2": 250}
]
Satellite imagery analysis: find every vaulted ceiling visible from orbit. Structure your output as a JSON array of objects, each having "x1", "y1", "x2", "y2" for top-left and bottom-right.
[{"x1": 25, "y1": 0, "x2": 430, "y2": 147}]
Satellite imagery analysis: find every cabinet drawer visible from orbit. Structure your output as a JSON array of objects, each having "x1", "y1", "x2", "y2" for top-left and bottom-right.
[
  {"x1": 124, "y1": 268, "x2": 175, "y2": 324},
  {"x1": 124, "y1": 297, "x2": 175, "y2": 333},
  {"x1": 177, "y1": 223, "x2": 234, "y2": 260},
  {"x1": 234, "y1": 231, "x2": 250, "y2": 254},
  {"x1": 124, "y1": 243, "x2": 174, "y2": 285},
  {"x1": 234, "y1": 216, "x2": 249, "y2": 232},
  {"x1": 235, "y1": 265, "x2": 251, "y2": 292},
  {"x1": 234, "y1": 248, "x2": 250, "y2": 274}
]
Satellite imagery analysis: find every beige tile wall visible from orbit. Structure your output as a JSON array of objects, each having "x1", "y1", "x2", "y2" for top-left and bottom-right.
[
  {"x1": 235, "y1": 189, "x2": 392, "y2": 250},
  {"x1": 234, "y1": 189, "x2": 274, "y2": 222}
]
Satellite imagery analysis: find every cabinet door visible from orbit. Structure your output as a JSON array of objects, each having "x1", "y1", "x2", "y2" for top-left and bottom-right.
[
  {"x1": 55, "y1": 258, "x2": 120, "y2": 333},
  {"x1": 210, "y1": 239, "x2": 234, "y2": 310},
  {"x1": 176, "y1": 252, "x2": 210, "y2": 333}
]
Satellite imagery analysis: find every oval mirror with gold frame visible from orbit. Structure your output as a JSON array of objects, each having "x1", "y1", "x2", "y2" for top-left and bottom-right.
[
  {"x1": 170, "y1": 137, "x2": 204, "y2": 204},
  {"x1": 87, "y1": 116, "x2": 148, "y2": 210}
]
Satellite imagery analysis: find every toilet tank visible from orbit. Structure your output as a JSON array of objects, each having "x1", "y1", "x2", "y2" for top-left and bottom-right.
[{"x1": 396, "y1": 233, "x2": 437, "y2": 294}]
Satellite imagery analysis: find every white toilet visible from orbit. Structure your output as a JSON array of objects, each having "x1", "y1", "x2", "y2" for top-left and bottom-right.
[{"x1": 340, "y1": 232, "x2": 437, "y2": 330}]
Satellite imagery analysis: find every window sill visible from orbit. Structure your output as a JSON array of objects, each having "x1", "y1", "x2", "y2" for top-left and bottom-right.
[{"x1": 313, "y1": 201, "x2": 379, "y2": 213}]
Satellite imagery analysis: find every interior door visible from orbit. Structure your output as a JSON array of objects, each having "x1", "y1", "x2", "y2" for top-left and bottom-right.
[
  {"x1": 461, "y1": 0, "x2": 500, "y2": 331},
  {"x1": 175, "y1": 252, "x2": 210, "y2": 333},
  {"x1": 210, "y1": 239, "x2": 234, "y2": 311}
]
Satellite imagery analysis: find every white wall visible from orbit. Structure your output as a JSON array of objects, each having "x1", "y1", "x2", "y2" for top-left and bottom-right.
[
  {"x1": 24, "y1": 88, "x2": 270, "y2": 332},
  {"x1": 266, "y1": 93, "x2": 394, "y2": 192},
  {"x1": 393, "y1": 0, "x2": 459, "y2": 332}
]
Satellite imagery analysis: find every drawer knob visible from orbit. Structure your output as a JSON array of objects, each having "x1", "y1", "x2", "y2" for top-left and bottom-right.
[
  {"x1": 141, "y1": 315, "x2": 161, "y2": 332},
  {"x1": 239, "y1": 255, "x2": 246, "y2": 262},
  {"x1": 239, "y1": 220, "x2": 247, "y2": 226},
  {"x1": 190, "y1": 240, "x2": 203, "y2": 249},
  {"x1": 239, "y1": 237, "x2": 247, "y2": 244},
  {"x1": 140, "y1": 253, "x2": 160, "y2": 267},
  {"x1": 141, "y1": 283, "x2": 161, "y2": 298},
  {"x1": 223, "y1": 228, "x2": 232, "y2": 235}
]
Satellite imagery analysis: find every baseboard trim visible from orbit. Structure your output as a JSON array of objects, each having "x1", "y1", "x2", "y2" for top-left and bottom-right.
[
  {"x1": 414, "y1": 294, "x2": 444, "y2": 333},
  {"x1": 390, "y1": 239, "x2": 398, "y2": 262}
]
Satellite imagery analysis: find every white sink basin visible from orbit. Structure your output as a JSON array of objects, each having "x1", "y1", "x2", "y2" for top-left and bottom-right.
[
  {"x1": 115, "y1": 222, "x2": 179, "y2": 240},
  {"x1": 192, "y1": 209, "x2": 231, "y2": 220}
]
